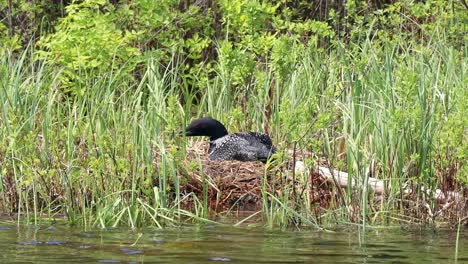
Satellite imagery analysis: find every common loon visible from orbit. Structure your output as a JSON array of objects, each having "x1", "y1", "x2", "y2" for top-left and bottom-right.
[{"x1": 183, "y1": 117, "x2": 276, "y2": 162}]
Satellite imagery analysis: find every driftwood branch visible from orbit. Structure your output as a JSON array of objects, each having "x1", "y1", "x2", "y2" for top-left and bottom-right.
[
  {"x1": 295, "y1": 162, "x2": 462, "y2": 204},
  {"x1": 315, "y1": 165, "x2": 385, "y2": 194}
]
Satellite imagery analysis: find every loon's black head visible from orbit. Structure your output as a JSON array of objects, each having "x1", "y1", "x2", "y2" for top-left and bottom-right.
[{"x1": 184, "y1": 117, "x2": 228, "y2": 141}]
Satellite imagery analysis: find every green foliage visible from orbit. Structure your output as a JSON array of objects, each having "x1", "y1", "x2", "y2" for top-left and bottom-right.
[
  {"x1": 435, "y1": 80, "x2": 468, "y2": 186},
  {"x1": 120, "y1": 0, "x2": 216, "y2": 89},
  {"x1": 217, "y1": 40, "x2": 256, "y2": 86},
  {"x1": 218, "y1": 0, "x2": 334, "y2": 86},
  {"x1": 36, "y1": 0, "x2": 139, "y2": 93},
  {"x1": 0, "y1": 0, "x2": 70, "y2": 56}
]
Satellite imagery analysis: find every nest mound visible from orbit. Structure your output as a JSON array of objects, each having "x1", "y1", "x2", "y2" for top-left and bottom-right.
[
  {"x1": 178, "y1": 141, "x2": 266, "y2": 211},
  {"x1": 172, "y1": 141, "x2": 331, "y2": 212}
]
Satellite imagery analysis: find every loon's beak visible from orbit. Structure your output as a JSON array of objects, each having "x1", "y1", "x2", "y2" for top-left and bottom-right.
[{"x1": 179, "y1": 129, "x2": 193, "y2": 137}]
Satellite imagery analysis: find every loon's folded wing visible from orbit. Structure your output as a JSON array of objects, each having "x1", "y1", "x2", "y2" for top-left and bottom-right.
[
  {"x1": 209, "y1": 133, "x2": 276, "y2": 161},
  {"x1": 236, "y1": 132, "x2": 275, "y2": 150},
  {"x1": 235, "y1": 132, "x2": 276, "y2": 160}
]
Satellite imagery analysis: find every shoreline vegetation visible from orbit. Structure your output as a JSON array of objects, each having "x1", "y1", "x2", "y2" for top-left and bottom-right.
[{"x1": 0, "y1": 0, "x2": 467, "y2": 228}]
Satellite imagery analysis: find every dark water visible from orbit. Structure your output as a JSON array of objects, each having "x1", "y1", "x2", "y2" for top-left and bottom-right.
[{"x1": 0, "y1": 221, "x2": 466, "y2": 263}]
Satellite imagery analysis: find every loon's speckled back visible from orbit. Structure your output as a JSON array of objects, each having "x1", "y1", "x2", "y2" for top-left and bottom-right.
[{"x1": 183, "y1": 117, "x2": 276, "y2": 162}]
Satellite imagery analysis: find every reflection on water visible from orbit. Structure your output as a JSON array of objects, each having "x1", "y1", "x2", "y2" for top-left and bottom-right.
[{"x1": 0, "y1": 221, "x2": 466, "y2": 263}]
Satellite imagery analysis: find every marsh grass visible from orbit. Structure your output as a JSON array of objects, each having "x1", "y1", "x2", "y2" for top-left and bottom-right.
[{"x1": 0, "y1": 21, "x2": 466, "y2": 228}]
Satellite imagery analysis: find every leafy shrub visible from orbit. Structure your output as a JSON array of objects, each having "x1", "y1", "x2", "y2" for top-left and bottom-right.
[{"x1": 36, "y1": 0, "x2": 139, "y2": 94}]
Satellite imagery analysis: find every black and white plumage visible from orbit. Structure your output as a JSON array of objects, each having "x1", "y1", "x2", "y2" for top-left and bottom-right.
[{"x1": 183, "y1": 117, "x2": 276, "y2": 162}]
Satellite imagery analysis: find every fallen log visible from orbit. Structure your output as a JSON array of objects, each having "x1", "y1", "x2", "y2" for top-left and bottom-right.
[
  {"x1": 295, "y1": 162, "x2": 462, "y2": 205},
  {"x1": 315, "y1": 165, "x2": 385, "y2": 194}
]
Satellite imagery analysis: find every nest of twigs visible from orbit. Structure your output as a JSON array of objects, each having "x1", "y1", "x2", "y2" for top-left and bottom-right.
[
  {"x1": 177, "y1": 141, "x2": 268, "y2": 211},
  {"x1": 152, "y1": 141, "x2": 335, "y2": 213}
]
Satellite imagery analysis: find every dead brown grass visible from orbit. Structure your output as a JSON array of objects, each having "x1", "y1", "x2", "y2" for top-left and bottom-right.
[{"x1": 160, "y1": 141, "x2": 336, "y2": 215}]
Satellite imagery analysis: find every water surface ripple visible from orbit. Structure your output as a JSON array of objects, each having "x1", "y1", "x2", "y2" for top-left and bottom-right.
[{"x1": 0, "y1": 222, "x2": 466, "y2": 263}]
